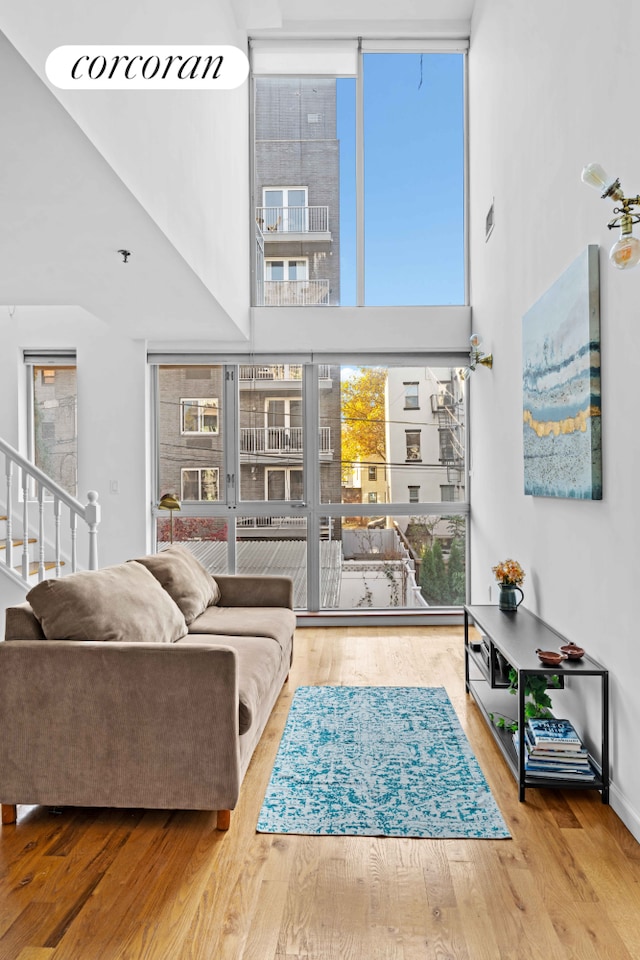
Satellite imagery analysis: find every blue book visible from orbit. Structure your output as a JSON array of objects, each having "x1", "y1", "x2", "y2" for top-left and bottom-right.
[{"x1": 526, "y1": 718, "x2": 583, "y2": 751}]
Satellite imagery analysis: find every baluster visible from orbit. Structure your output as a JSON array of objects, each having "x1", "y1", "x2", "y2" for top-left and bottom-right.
[
  {"x1": 54, "y1": 496, "x2": 62, "y2": 577},
  {"x1": 4, "y1": 455, "x2": 13, "y2": 569},
  {"x1": 38, "y1": 483, "x2": 46, "y2": 581},
  {"x1": 21, "y1": 467, "x2": 29, "y2": 581},
  {"x1": 70, "y1": 512, "x2": 77, "y2": 573},
  {"x1": 85, "y1": 491, "x2": 100, "y2": 570}
]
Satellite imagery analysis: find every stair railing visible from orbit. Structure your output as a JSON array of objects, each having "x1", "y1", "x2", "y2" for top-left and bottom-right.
[{"x1": 0, "y1": 436, "x2": 100, "y2": 585}]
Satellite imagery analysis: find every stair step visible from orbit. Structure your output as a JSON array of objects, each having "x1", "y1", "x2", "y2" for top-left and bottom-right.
[
  {"x1": 15, "y1": 560, "x2": 65, "y2": 576},
  {"x1": 0, "y1": 538, "x2": 37, "y2": 550}
]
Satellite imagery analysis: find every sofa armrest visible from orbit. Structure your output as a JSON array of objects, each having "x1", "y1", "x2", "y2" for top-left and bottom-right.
[
  {"x1": 0, "y1": 640, "x2": 242, "y2": 811},
  {"x1": 213, "y1": 575, "x2": 293, "y2": 610}
]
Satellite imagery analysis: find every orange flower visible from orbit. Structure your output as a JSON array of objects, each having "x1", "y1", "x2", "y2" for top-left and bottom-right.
[{"x1": 492, "y1": 559, "x2": 525, "y2": 586}]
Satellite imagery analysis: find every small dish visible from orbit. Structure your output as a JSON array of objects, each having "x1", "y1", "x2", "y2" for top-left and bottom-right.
[
  {"x1": 559, "y1": 642, "x2": 585, "y2": 660},
  {"x1": 536, "y1": 648, "x2": 567, "y2": 666}
]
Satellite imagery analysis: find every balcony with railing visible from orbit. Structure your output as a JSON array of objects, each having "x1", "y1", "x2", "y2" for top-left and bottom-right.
[
  {"x1": 256, "y1": 206, "x2": 331, "y2": 242},
  {"x1": 240, "y1": 426, "x2": 332, "y2": 459},
  {"x1": 262, "y1": 279, "x2": 330, "y2": 307},
  {"x1": 239, "y1": 364, "x2": 331, "y2": 382}
]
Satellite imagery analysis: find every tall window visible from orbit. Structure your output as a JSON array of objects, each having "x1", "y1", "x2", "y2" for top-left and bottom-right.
[
  {"x1": 153, "y1": 359, "x2": 467, "y2": 611},
  {"x1": 252, "y1": 46, "x2": 465, "y2": 307},
  {"x1": 29, "y1": 361, "x2": 77, "y2": 497}
]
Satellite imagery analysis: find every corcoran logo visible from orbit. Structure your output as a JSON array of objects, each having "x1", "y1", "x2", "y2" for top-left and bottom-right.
[{"x1": 45, "y1": 45, "x2": 249, "y2": 90}]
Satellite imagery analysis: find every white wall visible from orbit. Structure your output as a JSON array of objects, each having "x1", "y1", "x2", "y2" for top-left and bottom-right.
[
  {"x1": 0, "y1": 0, "x2": 251, "y2": 332},
  {"x1": 0, "y1": 307, "x2": 151, "y2": 584},
  {"x1": 469, "y1": 0, "x2": 640, "y2": 838}
]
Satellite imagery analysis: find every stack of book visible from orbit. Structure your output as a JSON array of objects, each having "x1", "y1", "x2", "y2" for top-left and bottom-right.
[{"x1": 513, "y1": 717, "x2": 596, "y2": 781}]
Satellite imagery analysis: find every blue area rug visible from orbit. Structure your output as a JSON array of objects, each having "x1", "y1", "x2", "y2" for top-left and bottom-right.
[{"x1": 257, "y1": 686, "x2": 510, "y2": 839}]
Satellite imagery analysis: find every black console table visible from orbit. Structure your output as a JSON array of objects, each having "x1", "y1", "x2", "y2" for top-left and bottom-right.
[{"x1": 464, "y1": 605, "x2": 609, "y2": 802}]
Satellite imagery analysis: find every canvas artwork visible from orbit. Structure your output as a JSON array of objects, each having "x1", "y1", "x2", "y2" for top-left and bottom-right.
[{"x1": 522, "y1": 245, "x2": 602, "y2": 499}]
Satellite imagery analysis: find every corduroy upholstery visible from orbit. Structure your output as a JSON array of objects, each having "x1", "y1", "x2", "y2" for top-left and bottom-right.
[{"x1": 0, "y1": 558, "x2": 294, "y2": 823}]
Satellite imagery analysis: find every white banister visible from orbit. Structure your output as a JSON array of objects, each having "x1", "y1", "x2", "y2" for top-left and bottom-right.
[{"x1": 0, "y1": 436, "x2": 100, "y2": 588}]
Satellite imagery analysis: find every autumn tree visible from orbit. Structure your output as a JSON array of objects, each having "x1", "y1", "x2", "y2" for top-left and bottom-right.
[{"x1": 340, "y1": 367, "x2": 387, "y2": 481}]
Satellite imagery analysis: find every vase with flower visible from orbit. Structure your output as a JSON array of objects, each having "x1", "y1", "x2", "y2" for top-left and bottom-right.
[{"x1": 492, "y1": 558, "x2": 525, "y2": 612}]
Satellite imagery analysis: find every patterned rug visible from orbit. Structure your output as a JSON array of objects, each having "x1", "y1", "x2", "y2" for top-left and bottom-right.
[{"x1": 257, "y1": 686, "x2": 510, "y2": 839}]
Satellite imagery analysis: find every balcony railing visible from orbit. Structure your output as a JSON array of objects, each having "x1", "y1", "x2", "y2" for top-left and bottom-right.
[
  {"x1": 240, "y1": 426, "x2": 332, "y2": 455},
  {"x1": 239, "y1": 364, "x2": 331, "y2": 381},
  {"x1": 262, "y1": 279, "x2": 330, "y2": 307},
  {"x1": 256, "y1": 205, "x2": 329, "y2": 235}
]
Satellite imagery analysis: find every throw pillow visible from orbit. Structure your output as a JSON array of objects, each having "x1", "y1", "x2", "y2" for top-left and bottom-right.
[
  {"x1": 27, "y1": 561, "x2": 188, "y2": 643},
  {"x1": 132, "y1": 545, "x2": 220, "y2": 625}
]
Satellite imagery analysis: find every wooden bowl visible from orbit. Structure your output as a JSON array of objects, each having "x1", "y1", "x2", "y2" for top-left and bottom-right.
[
  {"x1": 536, "y1": 648, "x2": 567, "y2": 666},
  {"x1": 559, "y1": 643, "x2": 585, "y2": 660}
]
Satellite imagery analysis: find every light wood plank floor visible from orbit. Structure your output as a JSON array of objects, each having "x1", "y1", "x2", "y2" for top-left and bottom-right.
[{"x1": 1, "y1": 626, "x2": 638, "y2": 960}]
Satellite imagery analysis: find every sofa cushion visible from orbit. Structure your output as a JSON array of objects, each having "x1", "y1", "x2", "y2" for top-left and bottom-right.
[
  {"x1": 187, "y1": 605, "x2": 296, "y2": 657},
  {"x1": 26, "y1": 561, "x2": 188, "y2": 643},
  {"x1": 133, "y1": 545, "x2": 220, "y2": 624},
  {"x1": 181, "y1": 634, "x2": 286, "y2": 735}
]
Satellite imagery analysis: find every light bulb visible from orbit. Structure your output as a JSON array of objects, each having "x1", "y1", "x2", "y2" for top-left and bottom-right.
[
  {"x1": 609, "y1": 233, "x2": 640, "y2": 269},
  {"x1": 581, "y1": 163, "x2": 611, "y2": 192},
  {"x1": 581, "y1": 162, "x2": 625, "y2": 201},
  {"x1": 469, "y1": 333, "x2": 481, "y2": 349}
]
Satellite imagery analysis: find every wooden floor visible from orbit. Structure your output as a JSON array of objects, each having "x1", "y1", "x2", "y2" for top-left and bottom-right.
[{"x1": 1, "y1": 626, "x2": 639, "y2": 960}]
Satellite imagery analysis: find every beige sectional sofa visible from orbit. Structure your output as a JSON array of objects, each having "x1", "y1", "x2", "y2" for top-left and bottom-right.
[{"x1": 0, "y1": 546, "x2": 295, "y2": 830}]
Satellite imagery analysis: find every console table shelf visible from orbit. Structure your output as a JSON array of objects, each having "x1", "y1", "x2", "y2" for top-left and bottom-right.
[{"x1": 464, "y1": 604, "x2": 609, "y2": 802}]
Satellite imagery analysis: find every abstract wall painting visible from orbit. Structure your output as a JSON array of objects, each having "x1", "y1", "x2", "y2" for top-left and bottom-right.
[{"x1": 522, "y1": 245, "x2": 602, "y2": 499}]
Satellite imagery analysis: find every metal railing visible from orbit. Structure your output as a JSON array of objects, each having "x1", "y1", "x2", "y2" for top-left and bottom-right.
[
  {"x1": 239, "y1": 364, "x2": 331, "y2": 381},
  {"x1": 256, "y1": 205, "x2": 329, "y2": 234},
  {"x1": 0, "y1": 436, "x2": 100, "y2": 586},
  {"x1": 262, "y1": 279, "x2": 330, "y2": 306},
  {"x1": 240, "y1": 426, "x2": 331, "y2": 455}
]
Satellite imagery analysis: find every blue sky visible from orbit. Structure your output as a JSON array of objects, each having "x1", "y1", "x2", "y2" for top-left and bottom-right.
[{"x1": 337, "y1": 53, "x2": 465, "y2": 307}]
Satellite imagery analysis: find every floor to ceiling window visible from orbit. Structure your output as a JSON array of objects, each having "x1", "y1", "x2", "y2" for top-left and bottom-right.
[{"x1": 152, "y1": 359, "x2": 467, "y2": 612}]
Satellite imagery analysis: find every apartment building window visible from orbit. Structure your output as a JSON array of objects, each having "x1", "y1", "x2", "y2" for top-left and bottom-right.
[
  {"x1": 180, "y1": 398, "x2": 219, "y2": 435},
  {"x1": 405, "y1": 431, "x2": 422, "y2": 462},
  {"x1": 266, "y1": 468, "x2": 303, "y2": 501},
  {"x1": 181, "y1": 467, "x2": 219, "y2": 502},
  {"x1": 368, "y1": 466, "x2": 377, "y2": 481},
  {"x1": 368, "y1": 491, "x2": 378, "y2": 504},
  {"x1": 261, "y1": 188, "x2": 309, "y2": 233},
  {"x1": 26, "y1": 356, "x2": 78, "y2": 498},
  {"x1": 408, "y1": 485, "x2": 420, "y2": 503},
  {"x1": 404, "y1": 383, "x2": 419, "y2": 409},
  {"x1": 441, "y1": 484, "x2": 456, "y2": 502}
]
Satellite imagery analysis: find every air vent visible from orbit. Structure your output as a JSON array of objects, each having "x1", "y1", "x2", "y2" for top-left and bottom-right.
[{"x1": 307, "y1": 113, "x2": 322, "y2": 123}]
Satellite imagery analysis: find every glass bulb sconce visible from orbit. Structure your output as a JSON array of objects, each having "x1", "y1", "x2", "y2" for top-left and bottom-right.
[
  {"x1": 459, "y1": 334, "x2": 493, "y2": 381},
  {"x1": 582, "y1": 163, "x2": 640, "y2": 270}
]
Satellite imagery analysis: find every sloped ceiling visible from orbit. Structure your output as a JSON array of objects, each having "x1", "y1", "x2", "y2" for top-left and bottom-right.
[{"x1": 0, "y1": 0, "x2": 474, "y2": 341}]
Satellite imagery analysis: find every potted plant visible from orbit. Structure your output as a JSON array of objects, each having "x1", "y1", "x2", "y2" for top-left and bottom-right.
[{"x1": 491, "y1": 668, "x2": 561, "y2": 733}]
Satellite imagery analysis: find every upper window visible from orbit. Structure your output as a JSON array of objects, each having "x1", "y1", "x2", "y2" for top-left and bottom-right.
[
  {"x1": 404, "y1": 383, "x2": 419, "y2": 409},
  {"x1": 180, "y1": 398, "x2": 219, "y2": 435},
  {"x1": 252, "y1": 49, "x2": 465, "y2": 307},
  {"x1": 261, "y1": 188, "x2": 310, "y2": 233}
]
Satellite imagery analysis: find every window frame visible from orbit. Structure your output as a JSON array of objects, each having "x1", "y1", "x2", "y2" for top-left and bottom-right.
[
  {"x1": 181, "y1": 466, "x2": 220, "y2": 502},
  {"x1": 180, "y1": 397, "x2": 219, "y2": 436}
]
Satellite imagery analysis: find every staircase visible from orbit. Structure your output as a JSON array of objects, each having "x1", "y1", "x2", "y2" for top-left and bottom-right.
[{"x1": 1, "y1": 436, "x2": 100, "y2": 591}]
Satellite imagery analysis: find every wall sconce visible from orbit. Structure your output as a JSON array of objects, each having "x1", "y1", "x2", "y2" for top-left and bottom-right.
[
  {"x1": 581, "y1": 163, "x2": 640, "y2": 269},
  {"x1": 459, "y1": 334, "x2": 493, "y2": 381},
  {"x1": 158, "y1": 493, "x2": 181, "y2": 544}
]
